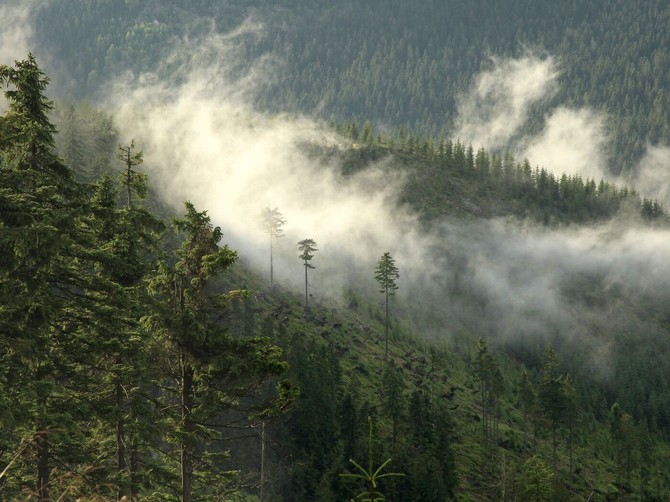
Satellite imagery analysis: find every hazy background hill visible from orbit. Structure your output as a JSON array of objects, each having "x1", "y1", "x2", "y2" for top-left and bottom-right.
[{"x1": 28, "y1": 0, "x2": 670, "y2": 182}]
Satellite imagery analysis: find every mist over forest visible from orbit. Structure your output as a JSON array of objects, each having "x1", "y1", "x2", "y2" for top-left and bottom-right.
[{"x1": 3, "y1": 1, "x2": 670, "y2": 500}]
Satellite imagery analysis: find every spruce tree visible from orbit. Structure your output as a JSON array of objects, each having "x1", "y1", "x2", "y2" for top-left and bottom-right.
[
  {"x1": 298, "y1": 238, "x2": 318, "y2": 310},
  {"x1": 538, "y1": 347, "x2": 566, "y2": 475},
  {"x1": 374, "y1": 252, "x2": 399, "y2": 361},
  {"x1": 146, "y1": 202, "x2": 292, "y2": 500},
  {"x1": 259, "y1": 207, "x2": 286, "y2": 286},
  {"x1": 0, "y1": 53, "x2": 82, "y2": 501}
]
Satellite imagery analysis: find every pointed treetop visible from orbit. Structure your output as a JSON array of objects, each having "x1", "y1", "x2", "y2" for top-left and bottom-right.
[
  {"x1": 374, "y1": 252, "x2": 399, "y2": 295},
  {"x1": 260, "y1": 207, "x2": 287, "y2": 238},
  {"x1": 298, "y1": 238, "x2": 318, "y2": 269}
]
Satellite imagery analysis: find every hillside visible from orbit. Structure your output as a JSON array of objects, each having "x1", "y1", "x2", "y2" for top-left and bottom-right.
[
  {"x1": 29, "y1": 0, "x2": 670, "y2": 177},
  {"x1": 45, "y1": 95, "x2": 670, "y2": 499},
  {"x1": 3, "y1": 1, "x2": 670, "y2": 499}
]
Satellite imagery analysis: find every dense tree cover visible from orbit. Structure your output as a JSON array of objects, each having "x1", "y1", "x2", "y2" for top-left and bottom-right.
[
  {"x1": 32, "y1": 0, "x2": 670, "y2": 174},
  {"x1": 374, "y1": 252, "x2": 400, "y2": 361},
  {"x1": 4, "y1": 56, "x2": 670, "y2": 499},
  {"x1": 0, "y1": 56, "x2": 291, "y2": 500},
  {"x1": 326, "y1": 121, "x2": 667, "y2": 225}
]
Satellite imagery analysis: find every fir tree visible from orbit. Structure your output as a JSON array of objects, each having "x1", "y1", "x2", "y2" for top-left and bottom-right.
[{"x1": 374, "y1": 252, "x2": 399, "y2": 361}]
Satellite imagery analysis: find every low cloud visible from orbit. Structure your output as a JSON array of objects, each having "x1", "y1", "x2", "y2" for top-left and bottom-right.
[
  {"x1": 104, "y1": 32, "x2": 670, "y2": 378},
  {"x1": 453, "y1": 54, "x2": 558, "y2": 150},
  {"x1": 635, "y1": 144, "x2": 670, "y2": 206},
  {"x1": 111, "y1": 29, "x2": 436, "y2": 297},
  {"x1": 518, "y1": 107, "x2": 609, "y2": 180},
  {"x1": 0, "y1": 1, "x2": 36, "y2": 65}
]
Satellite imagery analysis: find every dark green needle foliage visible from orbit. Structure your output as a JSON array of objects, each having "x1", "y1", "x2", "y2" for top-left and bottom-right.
[
  {"x1": 340, "y1": 416, "x2": 404, "y2": 502},
  {"x1": 298, "y1": 238, "x2": 318, "y2": 310},
  {"x1": 374, "y1": 252, "x2": 399, "y2": 360}
]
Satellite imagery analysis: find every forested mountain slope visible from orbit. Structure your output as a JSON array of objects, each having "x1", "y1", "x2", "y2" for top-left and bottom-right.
[
  {"x1": 33, "y1": 0, "x2": 670, "y2": 175},
  {"x1": 3, "y1": 0, "x2": 670, "y2": 499}
]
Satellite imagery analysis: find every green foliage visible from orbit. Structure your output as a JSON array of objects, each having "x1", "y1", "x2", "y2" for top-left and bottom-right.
[
  {"x1": 33, "y1": 0, "x2": 670, "y2": 174},
  {"x1": 116, "y1": 140, "x2": 147, "y2": 207},
  {"x1": 298, "y1": 238, "x2": 318, "y2": 309},
  {"x1": 3, "y1": 49, "x2": 670, "y2": 501},
  {"x1": 0, "y1": 58, "x2": 292, "y2": 500},
  {"x1": 340, "y1": 416, "x2": 404, "y2": 502},
  {"x1": 520, "y1": 455, "x2": 553, "y2": 501},
  {"x1": 375, "y1": 252, "x2": 399, "y2": 360}
]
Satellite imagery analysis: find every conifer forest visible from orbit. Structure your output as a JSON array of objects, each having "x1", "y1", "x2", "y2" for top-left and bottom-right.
[{"x1": 3, "y1": 1, "x2": 670, "y2": 500}]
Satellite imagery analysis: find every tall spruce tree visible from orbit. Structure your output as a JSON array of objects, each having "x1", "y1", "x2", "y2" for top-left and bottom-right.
[
  {"x1": 86, "y1": 140, "x2": 163, "y2": 499},
  {"x1": 0, "y1": 53, "x2": 83, "y2": 501},
  {"x1": 538, "y1": 346, "x2": 566, "y2": 475},
  {"x1": 374, "y1": 252, "x2": 399, "y2": 361},
  {"x1": 297, "y1": 238, "x2": 318, "y2": 310},
  {"x1": 146, "y1": 202, "x2": 292, "y2": 500},
  {"x1": 259, "y1": 207, "x2": 286, "y2": 286}
]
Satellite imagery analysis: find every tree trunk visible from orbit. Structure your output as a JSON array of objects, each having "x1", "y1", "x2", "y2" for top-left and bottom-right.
[
  {"x1": 260, "y1": 421, "x2": 266, "y2": 502},
  {"x1": 116, "y1": 380, "x2": 126, "y2": 501},
  {"x1": 269, "y1": 235, "x2": 274, "y2": 286},
  {"x1": 304, "y1": 265, "x2": 308, "y2": 310},
  {"x1": 130, "y1": 438, "x2": 139, "y2": 501},
  {"x1": 181, "y1": 350, "x2": 194, "y2": 502},
  {"x1": 36, "y1": 388, "x2": 49, "y2": 502},
  {"x1": 384, "y1": 287, "x2": 389, "y2": 360},
  {"x1": 551, "y1": 422, "x2": 557, "y2": 475},
  {"x1": 36, "y1": 429, "x2": 49, "y2": 502}
]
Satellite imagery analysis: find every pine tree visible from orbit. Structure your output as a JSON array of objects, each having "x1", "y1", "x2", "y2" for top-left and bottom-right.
[
  {"x1": 0, "y1": 53, "x2": 82, "y2": 501},
  {"x1": 146, "y1": 202, "x2": 293, "y2": 500},
  {"x1": 298, "y1": 238, "x2": 318, "y2": 310},
  {"x1": 86, "y1": 140, "x2": 163, "y2": 499},
  {"x1": 519, "y1": 369, "x2": 536, "y2": 438},
  {"x1": 374, "y1": 252, "x2": 399, "y2": 361},
  {"x1": 259, "y1": 207, "x2": 286, "y2": 286},
  {"x1": 538, "y1": 347, "x2": 566, "y2": 475}
]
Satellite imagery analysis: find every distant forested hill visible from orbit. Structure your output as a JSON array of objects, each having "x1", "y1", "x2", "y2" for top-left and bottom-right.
[{"x1": 33, "y1": 0, "x2": 670, "y2": 174}]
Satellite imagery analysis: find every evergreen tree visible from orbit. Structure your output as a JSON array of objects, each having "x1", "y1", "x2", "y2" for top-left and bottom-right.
[
  {"x1": 298, "y1": 238, "x2": 318, "y2": 310},
  {"x1": 538, "y1": 347, "x2": 566, "y2": 475},
  {"x1": 259, "y1": 207, "x2": 286, "y2": 286},
  {"x1": 116, "y1": 140, "x2": 146, "y2": 209},
  {"x1": 520, "y1": 455, "x2": 553, "y2": 502},
  {"x1": 0, "y1": 53, "x2": 82, "y2": 501},
  {"x1": 146, "y1": 202, "x2": 292, "y2": 500},
  {"x1": 374, "y1": 252, "x2": 399, "y2": 361},
  {"x1": 519, "y1": 369, "x2": 536, "y2": 438},
  {"x1": 610, "y1": 402, "x2": 638, "y2": 490}
]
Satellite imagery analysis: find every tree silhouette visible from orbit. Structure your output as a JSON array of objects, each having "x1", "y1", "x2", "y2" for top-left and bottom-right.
[
  {"x1": 374, "y1": 252, "x2": 399, "y2": 360},
  {"x1": 259, "y1": 207, "x2": 286, "y2": 286},
  {"x1": 298, "y1": 238, "x2": 318, "y2": 310}
]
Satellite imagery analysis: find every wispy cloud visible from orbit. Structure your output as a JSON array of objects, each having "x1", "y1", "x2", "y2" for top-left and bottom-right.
[
  {"x1": 111, "y1": 28, "x2": 436, "y2": 297},
  {"x1": 0, "y1": 1, "x2": 36, "y2": 64},
  {"x1": 453, "y1": 54, "x2": 558, "y2": 150},
  {"x1": 634, "y1": 145, "x2": 670, "y2": 206},
  {"x1": 518, "y1": 107, "x2": 609, "y2": 180}
]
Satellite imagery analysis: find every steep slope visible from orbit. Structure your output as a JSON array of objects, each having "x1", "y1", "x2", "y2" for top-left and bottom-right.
[
  {"x1": 31, "y1": 0, "x2": 670, "y2": 175},
  {"x1": 50, "y1": 101, "x2": 670, "y2": 499}
]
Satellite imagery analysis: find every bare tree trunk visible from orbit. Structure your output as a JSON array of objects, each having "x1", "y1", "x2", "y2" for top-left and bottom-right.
[
  {"x1": 36, "y1": 388, "x2": 50, "y2": 502},
  {"x1": 181, "y1": 350, "x2": 194, "y2": 502},
  {"x1": 116, "y1": 380, "x2": 126, "y2": 501},
  {"x1": 36, "y1": 429, "x2": 49, "y2": 502},
  {"x1": 260, "y1": 421, "x2": 266, "y2": 502},
  {"x1": 384, "y1": 287, "x2": 389, "y2": 360},
  {"x1": 304, "y1": 265, "x2": 309, "y2": 310}
]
